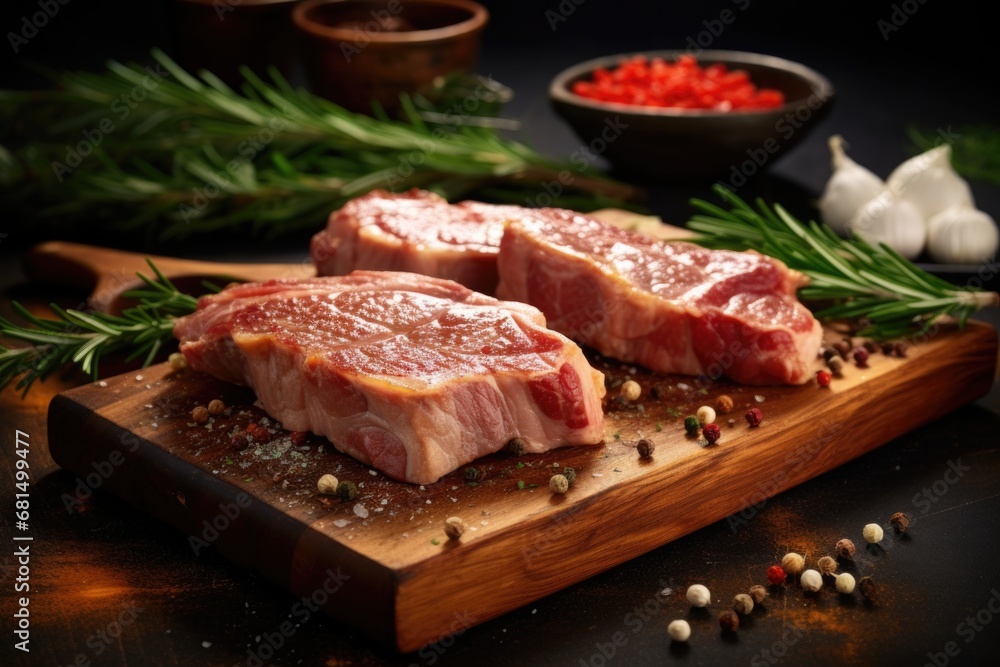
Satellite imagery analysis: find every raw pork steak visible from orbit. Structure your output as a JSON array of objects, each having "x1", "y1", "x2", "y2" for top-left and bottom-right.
[
  {"x1": 496, "y1": 210, "x2": 823, "y2": 385},
  {"x1": 311, "y1": 189, "x2": 527, "y2": 295},
  {"x1": 173, "y1": 272, "x2": 606, "y2": 484}
]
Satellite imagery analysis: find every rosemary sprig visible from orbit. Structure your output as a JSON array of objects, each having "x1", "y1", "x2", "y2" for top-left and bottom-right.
[
  {"x1": 0, "y1": 49, "x2": 640, "y2": 242},
  {"x1": 0, "y1": 261, "x2": 198, "y2": 394},
  {"x1": 686, "y1": 184, "x2": 999, "y2": 340},
  {"x1": 908, "y1": 123, "x2": 1000, "y2": 186}
]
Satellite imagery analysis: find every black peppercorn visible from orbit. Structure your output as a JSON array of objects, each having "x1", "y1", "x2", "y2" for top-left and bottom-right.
[
  {"x1": 890, "y1": 511, "x2": 910, "y2": 533},
  {"x1": 562, "y1": 466, "x2": 576, "y2": 484},
  {"x1": 506, "y1": 437, "x2": 526, "y2": 456},
  {"x1": 637, "y1": 439, "x2": 655, "y2": 459},
  {"x1": 858, "y1": 576, "x2": 877, "y2": 601},
  {"x1": 336, "y1": 480, "x2": 358, "y2": 501},
  {"x1": 835, "y1": 538, "x2": 856, "y2": 561},
  {"x1": 719, "y1": 610, "x2": 739, "y2": 632},
  {"x1": 465, "y1": 467, "x2": 482, "y2": 483}
]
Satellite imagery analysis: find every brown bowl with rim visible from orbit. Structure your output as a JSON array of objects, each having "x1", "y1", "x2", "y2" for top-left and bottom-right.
[{"x1": 293, "y1": 0, "x2": 489, "y2": 114}]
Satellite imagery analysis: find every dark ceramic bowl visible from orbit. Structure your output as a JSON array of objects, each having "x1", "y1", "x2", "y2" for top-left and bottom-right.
[
  {"x1": 293, "y1": 0, "x2": 488, "y2": 114},
  {"x1": 549, "y1": 50, "x2": 835, "y2": 181}
]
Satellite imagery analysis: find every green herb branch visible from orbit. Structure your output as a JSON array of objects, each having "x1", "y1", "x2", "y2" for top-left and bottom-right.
[
  {"x1": 0, "y1": 262, "x2": 198, "y2": 394},
  {"x1": 0, "y1": 49, "x2": 641, "y2": 242},
  {"x1": 687, "y1": 185, "x2": 999, "y2": 340},
  {"x1": 908, "y1": 123, "x2": 1000, "y2": 186}
]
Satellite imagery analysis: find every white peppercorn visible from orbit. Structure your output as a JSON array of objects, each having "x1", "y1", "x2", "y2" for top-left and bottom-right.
[{"x1": 686, "y1": 584, "x2": 711, "y2": 607}]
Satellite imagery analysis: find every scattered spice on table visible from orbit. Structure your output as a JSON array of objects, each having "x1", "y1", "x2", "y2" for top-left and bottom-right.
[
  {"x1": 890, "y1": 511, "x2": 910, "y2": 532},
  {"x1": 766, "y1": 565, "x2": 786, "y2": 586},
  {"x1": 781, "y1": 552, "x2": 805, "y2": 577},
  {"x1": 733, "y1": 593, "x2": 754, "y2": 615},
  {"x1": 835, "y1": 538, "x2": 857, "y2": 560},
  {"x1": 718, "y1": 610, "x2": 740, "y2": 632}
]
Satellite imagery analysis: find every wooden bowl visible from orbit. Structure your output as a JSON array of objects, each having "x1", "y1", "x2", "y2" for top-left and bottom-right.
[
  {"x1": 549, "y1": 50, "x2": 835, "y2": 182},
  {"x1": 292, "y1": 0, "x2": 488, "y2": 114}
]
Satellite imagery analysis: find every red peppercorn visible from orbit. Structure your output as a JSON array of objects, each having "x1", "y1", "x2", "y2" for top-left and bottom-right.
[
  {"x1": 230, "y1": 431, "x2": 250, "y2": 450},
  {"x1": 816, "y1": 370, "x2": 832, "y2": 387},
  {"x1": 745, "y1": 407, "x2": 763, "y2": 427},
  {"x1": 853, "y1": 347, "x2": 870, "y2": 368},
  {"x1": 702, "y1": 423, "x2": 721, "y2": 444},
  {"x1": 767, "y1": 565, "x2": 786, "y2": 586}
]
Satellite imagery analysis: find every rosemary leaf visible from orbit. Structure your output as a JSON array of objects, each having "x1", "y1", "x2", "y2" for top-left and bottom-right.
[
  {"x1": 686, "y1": 185, "x2": 998, "y2": 340},
  {"x1": 0, "y1": 49, "x2": 639, "y2": 243},
  {"x1": 0, "y1": 260, "x2": 197, "y2": 394}
]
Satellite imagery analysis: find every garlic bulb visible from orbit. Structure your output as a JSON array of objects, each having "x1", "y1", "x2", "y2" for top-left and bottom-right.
[
  {"x1": 887, "y1": 144, "x2": 974, "y2": 219},
  {"x1": 818, "y1": 135, "x2": 884, "y2": 235},
  {"x1": 848, "y1": 189, "x2": 926, "y2": 259},
  {"x1": 926, "y1": 205, "x2": 999, "y2": 264}
]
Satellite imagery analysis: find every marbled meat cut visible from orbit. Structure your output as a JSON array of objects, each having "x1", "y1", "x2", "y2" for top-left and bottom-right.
[
  {"x1": 311, "y1": 189, "x2": 527, "y2": 295},
  {"x1": 496, "y1": 210, "x2": 823, "y2": 385},
  {"x1": 172, "y1": 272, "x2": 606, "y2": 484}
]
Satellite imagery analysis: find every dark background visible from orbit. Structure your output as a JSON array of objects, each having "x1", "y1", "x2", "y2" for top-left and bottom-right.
[
  {"x1": 0, "y1": 0, "x2": 995, "y2": 227},
  {"x1": 2, "y1": 3, "x2": 999, "y2": 667}
]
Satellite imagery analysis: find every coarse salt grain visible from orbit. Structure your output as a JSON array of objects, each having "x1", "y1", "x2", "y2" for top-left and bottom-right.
[
  {"x1": 353, "y1": 504, "x2": 369, "y2": 518},
  {"x1": 98, "y1": 381, "x2": 107, "y2": 387},
  {"x1": 333, "y1": 519, "x2": 350, "y2": 528}
]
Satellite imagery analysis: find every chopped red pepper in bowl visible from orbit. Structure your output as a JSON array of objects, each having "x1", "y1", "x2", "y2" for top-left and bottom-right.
[
  {"x1": 571, "y1": 54, "x2": 785, "y2": 111},
  {"x1": 548, "y1": 49, "x2": 834, "y2": 178}
]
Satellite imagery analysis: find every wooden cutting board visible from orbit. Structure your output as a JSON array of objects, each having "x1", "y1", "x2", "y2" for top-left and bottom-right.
[{"x1": 48, "y1": 319, "x2": 998, "y2": 652}]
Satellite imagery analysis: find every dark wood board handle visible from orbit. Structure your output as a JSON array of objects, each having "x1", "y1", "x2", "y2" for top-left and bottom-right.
[{"x1": 21, "y1": 241, "x2": 312, "y2": 313}]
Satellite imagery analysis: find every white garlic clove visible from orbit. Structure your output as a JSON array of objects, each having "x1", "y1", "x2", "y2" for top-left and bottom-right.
[
  {"x1": 818, "y1": 135, "x2": 885, "y2": 236},
  {"x1": 849, "y1": 189, "x2": 926, "y2": 260},
  {"x1": 887, "y1": 144, "x2": 974, "y2": 220},
  {"x1": 926, "y1": 205, "x2": 999, "y2": 264}
]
